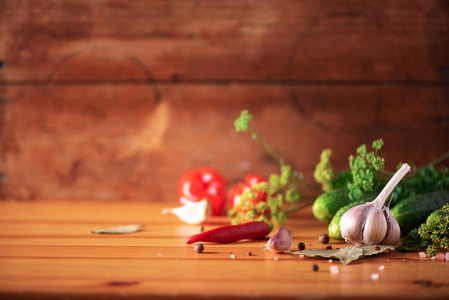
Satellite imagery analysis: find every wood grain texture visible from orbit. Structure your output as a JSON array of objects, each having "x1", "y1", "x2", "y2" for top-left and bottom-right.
[
  {"x1": 0, "y1": 201, "x2": 449, "y2": 300},
  {"x1": 0, "y1": 0, "x2": 448, "y2": 82},
  {"x1": 0, "y1": 1, "x2": 448, "y2": 202},
  {"x1": 2, "y1": 85, "x2": 448, "y2": 201}
]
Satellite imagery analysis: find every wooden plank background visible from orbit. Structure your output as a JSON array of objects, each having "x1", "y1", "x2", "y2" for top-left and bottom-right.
[
  {"x1": 0, "y1": 0, "x2": 448, "y2": 202},
  {"x1": 1, "y1": 201, "x2": 449, "y2": 299}
]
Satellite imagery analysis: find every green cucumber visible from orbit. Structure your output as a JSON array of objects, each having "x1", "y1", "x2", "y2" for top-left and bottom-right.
[
  {"x1": 426, "y1": 208, "x2": 445, "y2": 225},
  {"x1": 328, "y1": 198, "x2": 368, "y2": 240},
  {"x1": 313, "y1": 188, "x2": 380, "y2": 224},
  {"x1": 390, "y1": 190, "x2": 449, "y2": 233},
  {"x1": 312, "y1": 188, "x2": 352, "y2": 223}
]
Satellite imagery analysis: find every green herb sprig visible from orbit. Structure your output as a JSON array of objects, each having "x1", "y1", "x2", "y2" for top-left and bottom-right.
[
  {"x1": 418, "y1": 204, "x2": 449, "y2": 256},
  {"x1": 398, "y1": 204, "x2": 449, "y2": 257},
  {"x1": 313, "y1": 149, "x2": 333, "y2": 193},
  {"x1": 230, "y1": 110, "x2": 319, "y2": 227},
  {"x1": 347, "y1": 140, "x2": 385, "y2": 200},
  {"x1": 314, "y1": 138, "x2": 449, "y2": 206},
  {"x1": 313, "y1": 139, "x2": 387, "y2": 200},
  {"x1": 232, "y1": 109, "x2": 449, "y2": 230}
]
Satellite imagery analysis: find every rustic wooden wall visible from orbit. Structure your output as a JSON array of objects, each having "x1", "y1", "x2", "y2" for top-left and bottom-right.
[{"x1": 0, "y1": 0, "x2": 448, "y2": 203}]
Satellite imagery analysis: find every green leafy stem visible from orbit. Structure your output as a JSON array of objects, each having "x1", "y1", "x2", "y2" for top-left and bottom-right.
[
  {"x1": 397, "y1": 204, "x2": 449, "y2": 257},
  {"x1": 231, "y1": 109, "x2": 449, "y2": 229},
  {"x1": 230, "y1": 110, "x2": 320, "y2": 227}
]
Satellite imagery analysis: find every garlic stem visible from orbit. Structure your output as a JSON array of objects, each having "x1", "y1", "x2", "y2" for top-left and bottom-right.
[{"x1": 372, "y1": 163, "x2": 411, "y2": 208}]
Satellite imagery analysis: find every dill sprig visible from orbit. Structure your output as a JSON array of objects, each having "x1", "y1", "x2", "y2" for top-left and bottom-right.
[
  {"x1": 313, "y1": 139, "x2": 386, "y2": 200},
  {"x1": 398, "y1": 204, "x2": 449, "y2": 256},
  {"x1": 230, "y1": 110, "x2": 318, "y2": 227},
  {"x1": 418, "y1": 204, "x2": 449, "y2": 257},
  {"x1": 347, "y1": 140, "x2": 385, "y2": 200},
  {"x1": 313, "y1": 149, "x2": 333, "y2": 193}
]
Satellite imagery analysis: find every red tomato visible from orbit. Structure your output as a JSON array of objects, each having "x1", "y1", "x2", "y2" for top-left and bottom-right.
[
  {"x1": 178, "y1": 167, "x2": 227, "y2": 215},
  {"x1": 227, "y1": 174, "x2": 268, "y2": 208}
]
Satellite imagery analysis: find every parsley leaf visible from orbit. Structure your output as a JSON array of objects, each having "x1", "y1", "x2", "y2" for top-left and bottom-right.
[{"x1": 396, "y1": 228, "x2": 428, "y2": 252}]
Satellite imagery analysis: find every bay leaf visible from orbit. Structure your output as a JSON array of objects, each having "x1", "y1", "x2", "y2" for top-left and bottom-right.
[
  {"x1": 91, "y1": 224, "x2": 143, "y2": 234},
  {"x1": 287, "y1": 245, "x2": 394, "y2": 264}
]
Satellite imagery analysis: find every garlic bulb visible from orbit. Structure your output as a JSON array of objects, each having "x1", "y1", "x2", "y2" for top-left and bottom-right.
[
  {"x1": 340, "y1": 163, "x2": 410, "y2": 246},
  {"x1": 162, "y1": 199, "x2": 211, "y2": 225}
]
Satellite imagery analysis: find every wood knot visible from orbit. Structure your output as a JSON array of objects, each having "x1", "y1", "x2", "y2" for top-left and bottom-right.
[
  {"x1": 107, "y1": 281, "x2": 140, "y2": 287},
  {"x1": 413, "y1": 280, "x2": 443, "y2": 288}
]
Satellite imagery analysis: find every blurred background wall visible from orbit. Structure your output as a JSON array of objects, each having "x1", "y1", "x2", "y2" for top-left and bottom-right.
[{"x1": 0, "y1": 0, "x2": 448, "y2": 203}]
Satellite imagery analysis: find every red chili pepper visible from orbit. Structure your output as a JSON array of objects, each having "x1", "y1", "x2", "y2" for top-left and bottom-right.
[
  {"x1": 186, "y1": 221, "x2": 270, "y2": 244},
  {"x1": 227, "y1": 174, "x2": 268, "y2": 208},
  {"x1": 178, "y1": 167, "x2": 227, "y2": 216}
]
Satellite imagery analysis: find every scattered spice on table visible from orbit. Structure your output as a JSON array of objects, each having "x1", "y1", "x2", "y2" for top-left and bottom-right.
[
  {"x1": 319, "y1": 233, "x2": 329, "y2": 244},
  {"x1": 297, "y1": 242, "x2": 306, "y2": 250},
  {"x1": 194, "y1": 243, "x2": 204, "y2": 253}
]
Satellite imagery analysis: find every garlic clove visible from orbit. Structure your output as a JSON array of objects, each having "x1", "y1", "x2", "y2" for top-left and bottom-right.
[
  {"x1": 362, "y1": 207, "x2": 387, "y2": 245},
  {"x1": 264, "y1": 226, "x2": 293, "y2": 253},
  {"x1": 162, "y1": 199, "x2": 211, "y2": 225},
  {"x1": 340, "y1": 203, "x2": 371, "y2": 246},
  {"x1": 380, "y1": 207, "x2": 401, "y2": 246}
]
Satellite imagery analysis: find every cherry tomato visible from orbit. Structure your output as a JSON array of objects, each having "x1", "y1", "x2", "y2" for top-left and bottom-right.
[{"x1": 178, "y1": 167, "x2": 227, "y2": 215}]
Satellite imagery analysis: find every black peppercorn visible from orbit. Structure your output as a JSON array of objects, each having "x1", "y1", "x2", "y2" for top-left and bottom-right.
[
  {"x1": 312, "y1": 264, "x2": 319, "y2": 272},
  {"x1": 319, "y1": 233, "x2": 330, "y2": 244},
  {"x1": 194, "y1": 243, "x2": 204, "y2": 253},
  {"x1": 326, "y1": 245, "x2": 332, "y2": 250},
  {"x1": 297, "y1": 242, "x2": 306, "y2": 250}
]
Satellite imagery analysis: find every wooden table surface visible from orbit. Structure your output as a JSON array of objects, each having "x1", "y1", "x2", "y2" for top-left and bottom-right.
[{"x1": 1, "y1": 200, "x2": 448, "y2": 299}]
